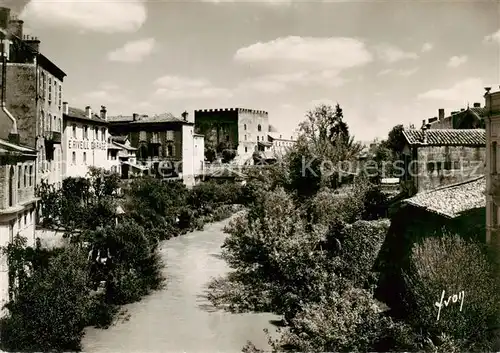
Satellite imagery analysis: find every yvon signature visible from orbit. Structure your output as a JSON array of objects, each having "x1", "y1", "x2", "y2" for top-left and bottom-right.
[{"x1": 435, "y1": 290, "x2": 465, "y2": 321}]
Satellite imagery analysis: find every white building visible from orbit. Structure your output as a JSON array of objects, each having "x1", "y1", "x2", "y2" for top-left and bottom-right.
[
  {"x1": 181, "y1": 124, "x2": 205, "y2": 187},
  {"x1": 0, "y1": 138, "x2": 37, "y2": 318},
  {"x1": 107, "y1": 135, "x2": 142, "y2": 178},
  {"x1": 62, "y1": 103, "x2": 109, "y2": 179}
]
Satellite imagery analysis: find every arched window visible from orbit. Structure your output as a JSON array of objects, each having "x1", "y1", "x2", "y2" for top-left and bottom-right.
[
  {"x1": 24, "y1": 166, "x2": 27, "y2": 187},
  {"x1": 257, "y1": 136, "x2": 259, "y2": 142},
  {"x1": 9, "y1": 166, "x2": 14, "y2": 207},
  {"x1": 258, "y1": 124, "x2": 262, "y2": 132},
  {"x1": 29, "y1": 165, "x2": 33, "y2": 186},
  {"x1": 53, "y1": 115, "x2": 56, "y2": 131},
  {"x1": 17, "y1": 165, "x2": 21, "y2": 189},
  {"x1": 244, "y1": 124, "x2": 247, "y2": 130},
  {"x1": 492, "y1": 142, "x2": 497, "y2": 174}
]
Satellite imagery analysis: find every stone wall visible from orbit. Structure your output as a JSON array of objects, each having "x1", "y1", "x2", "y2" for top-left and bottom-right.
[{"x1": 415, "y1": 145, "x2": 485, "y2": 192}]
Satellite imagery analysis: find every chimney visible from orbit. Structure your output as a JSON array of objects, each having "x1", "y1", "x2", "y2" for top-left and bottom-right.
[
  {"x1": 181, "y1": 111, "x2": 188, "y2": 121},
  {"x1": 438, "y1": 108, "x2": 445, "y2": 121},
  {"x1": 485, "y1": 87, "x2": 492, "y2": 97},
  {"x1": 100, "y1": 106, "x2": 107, "y2": 121},
  {"x1": 85, "y1": 106, "x2": 92, "y2": 119},
  {"x1": 24, "y1": 37, "x2": 40, "y2": 52},
  {"x1": 473, "y1": 102, "x2": 481, "y2": 108},
  {"x1": 8, "y1": 19, "x2": 23, "y2": 39},
  {"x1": 62, "y1": 102, "x2": 68, "y2": 115},
  {"x1": 133, "y1": 113, "x2": 138, "y2": 121},
  {"x1": 0, "y1": 7, "x2": 11, "y2": 31},
  {"x1": 421, "y1": 122, "x2": 428, "y2": 143}
]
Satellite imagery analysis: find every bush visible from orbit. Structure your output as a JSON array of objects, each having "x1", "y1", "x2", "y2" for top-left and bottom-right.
[
  {"x1": 403, "y1": 233, "x2": 500, "y2": 351},
  {"x1": 1, "y1": 246, "x2": 92, "y2": 352}
]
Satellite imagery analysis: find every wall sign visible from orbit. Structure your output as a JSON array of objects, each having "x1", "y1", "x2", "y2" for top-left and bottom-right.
[{"x1": 68, "y1": 139, "x2": 107, "y2": 150}]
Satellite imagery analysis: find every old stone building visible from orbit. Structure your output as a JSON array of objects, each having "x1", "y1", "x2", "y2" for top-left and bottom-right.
[
  {"x1": 484, "y1": 87, "x2": 500, "y2": 245},
  {"x1": 107, "y1": 135, "x2": 141, "y2": 179},
  {"x1": 0, "y1": 7, "x2": 66, "y2": 187},
  {"x1": 0, "y1": 138, "x2": 37, "y2": 318},
  {"x1": 62, "y1": 103, "x2": 109, "y2": 178},
  {"x1": 108, "y1": 111, "x2": 203, "y2": 186},
  {"x1": 428, "y1": 104, "x2": 486, "y2": 130},
  {"x1": 401, "y1": 127, "x2": 485, "y2": 195},
  {"x1": 194, "y1": 108, "x2": 270, "y2": 164}
]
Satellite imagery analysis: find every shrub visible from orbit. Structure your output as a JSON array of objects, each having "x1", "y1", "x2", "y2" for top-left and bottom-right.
[
  {"x1": 403, "y1": 233, "x2": 500, "y2": 351},
  {"x1": 1, "y1": 246, "x2": 92, "y2": 352}
]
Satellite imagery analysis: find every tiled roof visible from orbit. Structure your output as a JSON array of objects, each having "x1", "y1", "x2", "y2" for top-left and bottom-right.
[
  {"x1": 0, "y1": 139, "x2": 36, "y2": 155},
  {"x1": 107, "y1": 113, "x2": 186, "y2": 124},
  {"x1": 469, "y1": 107, "x2": 488, "y2": 117},
  {"x1": 403, "y1": 176, "x2": 485, "y2": 218},
  {"x1": 403, "y1": 129, "x2": 485, "y2": 146},
  {"x1": 64, "y1": 107, "x2": 107, "y2": 124}
]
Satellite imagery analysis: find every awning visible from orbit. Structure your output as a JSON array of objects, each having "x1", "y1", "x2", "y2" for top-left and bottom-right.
[
  {"x1": 258, "y1": 141, "x2": 272, "y2": 148},
  {"x1": 122, "y1": 161, "x2": 149, "y2": 171}
]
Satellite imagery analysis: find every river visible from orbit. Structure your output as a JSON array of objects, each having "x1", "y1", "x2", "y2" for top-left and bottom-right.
[{"x1": 82, "y1": 214, "x2": 280, "y2": 353}]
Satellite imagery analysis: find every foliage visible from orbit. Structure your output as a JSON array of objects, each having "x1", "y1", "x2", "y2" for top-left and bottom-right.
[
  {"x1": 205, "y1": 145, "x2": 217, "y2": 163},
  {"x1": 382, "y1": 124, "x2": 406, "y2": 155},
  {"x1": 1, "y1": 244, "x2": 93, "y2": 352},
  {"x1": 403, "y1": 233, "x2": 500, "y2": 351},
  {"x1": 222, "y1": 149, "x2": 237, "y2": 163}
]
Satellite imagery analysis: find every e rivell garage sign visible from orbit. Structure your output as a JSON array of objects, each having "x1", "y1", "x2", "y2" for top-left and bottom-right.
[{"x1": 68, "y1": 139, "x2": 107, "y2": 150}]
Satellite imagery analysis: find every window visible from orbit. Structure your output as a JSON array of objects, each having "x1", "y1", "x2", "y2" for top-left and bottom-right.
[
  {"x1": 166, "y1": 130, "x2": 174, "y2": 141},
  {"x1": 72, "y1": 124, "x2": 76, "y2": 138},
  {"x1": 244, "y1": 135, "x2": 247, "y2": 141},
  {"x1": 53, "y1": 115, "x2": 56, "y2": 131},
  {"x1": 29, "y1": 166, "x2": 33, "y2": 186},
  {"x1": 24, "y1": 166, "x2": 27, "y2": 187},
  {"x1": 492, "y1": 142, "x2": 497, "y2": 174},
  {"x1": 258, "y1": 124, "x2": 262, "y2": 132},
  {"x1": 24, "y1": 212, "x2": 27, "y2": 226},
  {"x1": 244, "y1": 124, "x2": 247, "y2": 130},
  {"x1": 48, "y1": 77, "x2": 52, "y2": 103},
  {"x1": 40, "y1": 110, "x2": 44, "y2": 131},
  {"x1": 46, "y1": 113, "x2": 51, "y2": 132},
  {"x1": 18, "y1": 216, "x2": 21, "y2": 229},
  {"x1": 84, "y1": 126, "x2": 88, "y2": 139},
  {"x1": 427, "y1": 162, "x2": 435, "y2": 173},
  {"x1": 167, "y1": 145, "x2": 173, "y2": 156},
  {"x1": 257, "y1": 136, "x2": 260, "y2": 142},
  {"x1": 245, "y1": 147, "x2": 248, "y2": 153},
  {"x1": 17, "y1": 165, "x2": 21, "y2": 189},
  {"x1": 58, "y1": 85, "x2": 62, "y2": 110},
  {"x1": 95, "y1": 127, "x2": 99, "y2": 140},
  {"x1": 8, "y1": 167, "x2": 14, "y2": 207},
  {"x1": 58, "y1": 118, "x2": 62, "y2": 132},
  {"x1": 83, "y1": 152, "x2": 87, "y2": 164},
  {"x1": 101, "y1": 128, "x2": 105, "y2": 141},
  {"x1": 72, "y1": 151, "x2": 76, "y2": 164}
]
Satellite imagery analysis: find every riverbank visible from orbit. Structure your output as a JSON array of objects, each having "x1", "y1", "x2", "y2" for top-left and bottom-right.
[{"x1": 82, "y1": 214, "x2": 280, "y2": 352}]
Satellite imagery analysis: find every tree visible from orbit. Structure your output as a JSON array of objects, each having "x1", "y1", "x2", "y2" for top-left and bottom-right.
[
  {"x1": 382, "y1": 124, "x2": 405, "y2": 155},
  {"x1": 205, "y1": 146, "x2": 216, "y2": 163}
]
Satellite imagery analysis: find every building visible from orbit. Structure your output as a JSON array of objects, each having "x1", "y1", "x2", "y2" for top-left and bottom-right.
[
  {"x1": 376, "y1": 176, "x2": 486, "y2": 316},
  {"x1": 107, "y1": 135, "x2": 142, "y2": 179},
  {"x1": 0, "y1": 138, "x2": 37, "y2": 318},
  {"x1": 62, "y1": 103, "x2": 108, "y2": 178},
  {"x1": 267, "y1": 132, "x2": 296, "y2": 158},
  {"x1": 107, "y1": 111, "x2": 203, "y2": 187},
  {"x1": 194, "y1": 108, "x2": 270, "y2": 164},
  {"x1": 427, "y1": 104, "x2": 486, "y2": 130},
  {"x1": 483, "y1": 87, "x2": 500, "y2": 245},
  {"x1": 0, "y1": 7, "x2": 66, "y2": 187},
  {"x1": 401, "y1": 126, "x2": 485, "y2": 195}
]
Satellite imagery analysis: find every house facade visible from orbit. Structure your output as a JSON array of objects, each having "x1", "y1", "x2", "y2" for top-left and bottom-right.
[
  {"x1": 428, "y1": 104, "x2": 486, "y2": 130},
  {"x1": 108, "y1": 112, "x2": 203, "y2": 186},
  {"x1": 0, "y1": 7, "x2": 66, "y2": 187},
  {"x1": 401, "y1": 126, "x2": 485, "y2": 196},
  {"x1": 484, "y1": 87, "x2": 500, "y2": 245},
  {"x1": 107, "y1": 135, "x2": 140, "y2": 179},
  {"x1": 62, "y1": 104, "x2": 108, "y2": 179},
  {"x1": 0, "y1": 138, "x2": 37, "y2": 318}
]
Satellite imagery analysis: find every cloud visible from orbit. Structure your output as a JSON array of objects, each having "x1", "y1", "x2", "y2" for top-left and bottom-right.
[
  {"x1": 107, "y1": 38, "x2": 156, "y2": 63},
  {"x1": 234, "y1": 36, "x2": 373, "y2": 72},
  {"x1": 421, "y1": 42, "x2": 433, "y2": 52},
  {"x1": 375, "y1": 44, "x2": 419, "y2": 63},
  {"x1": 240, "y1": 70, "x2": 347, "y2": 93},
  {"x1": 21, "y1": 0, "x2": 147, "y2": 33},
  {"x1": 154, "y1": 75, "x2": 233, "y2": 99},
  {"x1": 447, "y1": 55, "x2": 468, "y2": 68},
  {"x1": 484, "y1": 29, "x2": 500, "y2": 44},
  {"x1": 201, "y1": 0, "x2": 291, "y2": 3},
  {"x1": 417, "y1": 78, "x2": 484, "y2": 101},
  {"x1": 377, "y1": 67, "x2": 418, "y2": 77}
]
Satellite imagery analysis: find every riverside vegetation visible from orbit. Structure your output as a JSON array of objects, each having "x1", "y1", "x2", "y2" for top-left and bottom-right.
[
  {"x1": 0, "y1": 167, "x2": 248, "y2": 352},
  {"x1": 206, "y1": 104, "x2": 500, "y2": 352}
]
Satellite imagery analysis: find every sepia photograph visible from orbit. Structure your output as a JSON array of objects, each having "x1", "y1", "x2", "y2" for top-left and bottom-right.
[{"x1": 0, "y1": 0, "x2": 498, "y2": 351}]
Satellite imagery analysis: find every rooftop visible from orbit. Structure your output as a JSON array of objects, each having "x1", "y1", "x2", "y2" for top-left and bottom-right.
[
  {"x1": 107, "y1": 113, "x2": 187, "y2": 124},
  {"x1": 403, "y1": 176, "x2": 485, "y2": 218},
  {"x1": 64, "y1": 107, "x2": 107, "y2": 124},
  {"x1": 194, "y1": 108, "x2": 268, "y2": 115},
  {"x1": 0, "y1": 138, "x2": 36, "y2": 156},
  {"x1": 403, "y1": 129, "x2": 485, "y2": 146}
]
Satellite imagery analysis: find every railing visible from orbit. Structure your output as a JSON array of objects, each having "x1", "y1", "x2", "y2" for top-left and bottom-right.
[{"x1": 43, "y1": 131, "x2": 61, "y2": 144}]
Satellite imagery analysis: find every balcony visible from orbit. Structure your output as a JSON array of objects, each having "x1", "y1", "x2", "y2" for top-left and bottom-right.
[{"x1": 44, "y1": 130, "x2": 61, "y2": 144}]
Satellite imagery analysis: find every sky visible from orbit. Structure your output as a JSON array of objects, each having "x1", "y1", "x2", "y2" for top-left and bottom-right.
[{"x1": 2, "y1": 0, "x2": 500, "y2": 142}]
